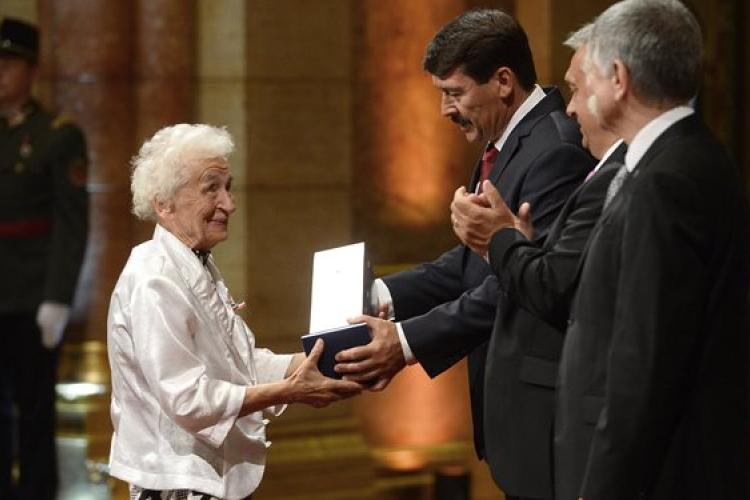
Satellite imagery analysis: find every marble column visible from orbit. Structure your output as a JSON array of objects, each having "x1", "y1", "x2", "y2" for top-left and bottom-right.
[
  {"x1": 38, "y1": 2, "x2": 136, "y2": 498},
  {"x1": 133, "y1": 0, "x2": 196, "y2": 244},
  {"x1": 352, "y1": 0, "x2": 486, "y2": 265},
  {"x1": 40, "y1": 0, "x2": 136, "y2": 344}
]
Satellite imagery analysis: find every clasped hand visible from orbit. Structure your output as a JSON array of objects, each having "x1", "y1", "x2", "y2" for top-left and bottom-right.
[{"x1": 450, "y1": 180, "x2": 534, "y2": 255}]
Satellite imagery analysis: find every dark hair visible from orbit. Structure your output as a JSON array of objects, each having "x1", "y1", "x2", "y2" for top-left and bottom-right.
[{"x1": 423, "y1": 9, "x2": 537, "y2": 90}]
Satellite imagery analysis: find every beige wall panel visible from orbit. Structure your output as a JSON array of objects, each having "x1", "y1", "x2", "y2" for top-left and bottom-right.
[
  {"x1": 517, "y1": 0, "x2": 616, "y2": 89},
  {"x1": 549, "y1": 0, "x2": 621, "y2": 92},
  {"x1": 197, "y1": 81, "x2": 249, "y2": 186},
  {"x1": 197, "y1": 0, "x2": 246, "y2": 79},
  {"x1": 0, "y1": 2, "x2": 36, "y2": 21},
  {"x1": 245, "y1": 188, "x2": 352, "y2": 350},
  {"x1": 517, "y1": 0, "x2": 553, "y2": 84},
  {"x1": 196, "y1": 0, "x2": 250, "y2": 320},
  {"x1": 247, "y1": 0, "x2": 351, "y2": 79},
  {"x1": 246, "y1": 82, "x2": 352, "y2": 186}
]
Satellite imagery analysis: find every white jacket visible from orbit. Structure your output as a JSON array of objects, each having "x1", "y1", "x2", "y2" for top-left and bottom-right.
[{"x1": 107, "y1": 225, "x2": 292, "y2": 500}]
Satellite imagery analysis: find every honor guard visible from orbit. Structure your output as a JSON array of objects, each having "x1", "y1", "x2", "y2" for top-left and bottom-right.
[{"x1": 0, "y1": 16, "x2": 89, "y2": 500}]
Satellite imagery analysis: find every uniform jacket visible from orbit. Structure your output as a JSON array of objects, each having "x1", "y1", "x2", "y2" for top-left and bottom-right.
[{"x1": 0, "y1": 100, "x2": 89, "y2": 313}]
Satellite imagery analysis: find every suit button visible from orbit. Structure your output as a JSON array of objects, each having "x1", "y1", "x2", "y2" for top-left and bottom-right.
[{"x1": 567, "y1": 317, "x2": 574, "y2": 326}]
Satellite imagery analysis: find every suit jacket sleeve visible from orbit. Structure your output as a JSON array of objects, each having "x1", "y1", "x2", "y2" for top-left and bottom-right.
[
  {"x1": 400, "y1": 273, "x2": 500, "y2": 377},
  {"x1": 45, "y1": 122, "x2": 90, "y2": 305},
  {"x1": 382, "y1": 244, "x2": 465, "y2": 321},
  {"x1": 487, "y1": 163, "x2": 618, "y2": 331},
  {"x1": 516, "y1": 143, "x2": 594, "y2": 235}
]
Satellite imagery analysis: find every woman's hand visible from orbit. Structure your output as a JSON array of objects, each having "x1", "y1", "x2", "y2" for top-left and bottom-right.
[{"x1": 286, "y1": 339, "x2": 364, "y2": 408}]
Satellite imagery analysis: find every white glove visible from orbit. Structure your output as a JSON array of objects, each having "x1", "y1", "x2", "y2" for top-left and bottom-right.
[{"x1": 36, "y1": 301, "x2": 71, "y2": 350}]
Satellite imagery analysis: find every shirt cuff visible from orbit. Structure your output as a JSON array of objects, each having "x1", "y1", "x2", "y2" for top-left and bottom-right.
[
  {"x1": 372, "y1": 279, "x2": 395, "y2": 320},
  {"x1": 396, "y1": 322, "x2": 417, "y2": 365}
]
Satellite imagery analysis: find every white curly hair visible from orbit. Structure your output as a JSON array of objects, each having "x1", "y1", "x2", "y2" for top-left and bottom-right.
[{"x1": 130, "y1": 124, "x2": 235, "y2": 221}]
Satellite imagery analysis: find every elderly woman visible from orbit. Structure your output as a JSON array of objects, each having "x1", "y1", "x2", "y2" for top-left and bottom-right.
[{"x1": 107, "y1": 124, "x2": 362, "y2": 500}]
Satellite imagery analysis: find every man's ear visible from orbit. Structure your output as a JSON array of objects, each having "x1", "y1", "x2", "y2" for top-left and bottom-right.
[
  {"x1": 611, "y1": 59, "x2": 629, "y2": 102},
  {"x1": 492, "y1": 67, "x2": 515, "y2": 98}
]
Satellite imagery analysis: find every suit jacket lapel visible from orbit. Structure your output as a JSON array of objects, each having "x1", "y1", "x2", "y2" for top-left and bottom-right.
[
  {"x1": 469, "y1": 155, "x2": 483, "y2": 192},
  {"x1": 571, "y1": 142, "x2": 628, "y2": 284},
  {"x1": 572, "y1": 115, "x2": 695, "y2": 276},
  {"x1": 485, "y1": 87, "x2": 567, "y2": 188}
]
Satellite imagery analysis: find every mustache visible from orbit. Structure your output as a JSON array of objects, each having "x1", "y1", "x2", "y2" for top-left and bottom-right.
[{"x1": 451, "y1": 114, "x2": 471, "y2": 128}]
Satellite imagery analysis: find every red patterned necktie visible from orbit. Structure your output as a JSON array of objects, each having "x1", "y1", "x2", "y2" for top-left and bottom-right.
[{"x1": 478, "y1": 144, "x2": 499, "y2": 193}]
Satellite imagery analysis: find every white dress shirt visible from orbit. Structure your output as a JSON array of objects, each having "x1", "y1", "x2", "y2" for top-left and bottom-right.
[
  {"x1": 107, "y1": 225, "x2": 293, "y2": 500},
  {"x1": 625, "y1": 106, "x2": 694, "y2": 173},
  {"x1": 593, "y1": 139, "x2": 625, "y2": 176},
  {"x1": 491, "y1": 84, "x2": 546, "y2": 154}
]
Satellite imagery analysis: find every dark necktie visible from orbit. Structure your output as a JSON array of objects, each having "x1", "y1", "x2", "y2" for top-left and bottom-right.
[
  {"x1": 192, "y1": 249, "x2": 211, "y2": 265},
  {"x1": 603, "y1": 163, "x2": 630, "y2": 210},
  {"x1": 478, "y1": 144, "x2": 499, "y2": 193}
]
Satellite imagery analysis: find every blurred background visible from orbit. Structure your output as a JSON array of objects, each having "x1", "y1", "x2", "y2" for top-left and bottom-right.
[{"x1": 1, "y1": 1, "x2": 747, "y2": 499}]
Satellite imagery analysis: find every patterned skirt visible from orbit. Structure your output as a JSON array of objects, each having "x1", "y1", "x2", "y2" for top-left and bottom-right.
[{"x1": 130, "y1": 484, "x2": 253, "y2": 500}]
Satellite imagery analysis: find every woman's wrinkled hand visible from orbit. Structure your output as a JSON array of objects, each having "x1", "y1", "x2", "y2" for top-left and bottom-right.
[{"x1": 287, "y1": 339, "x2": 364, "y2": 408}]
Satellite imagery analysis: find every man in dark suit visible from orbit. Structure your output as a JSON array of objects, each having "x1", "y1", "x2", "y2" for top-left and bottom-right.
[
  {"x1": 449, "y1": 25, "x2": 624, "y2": 499},
  {"x1": 336, "y1": 9, "x2": 593, "y2": 500},
  {"x1": 555, "y1": 1, "x2": 750, "y2": 499}
]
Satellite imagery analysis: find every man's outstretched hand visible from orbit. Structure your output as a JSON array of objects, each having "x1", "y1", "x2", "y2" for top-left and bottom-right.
[{"x1": 334, "y1": 315, "x2": 406, "y2": 391}]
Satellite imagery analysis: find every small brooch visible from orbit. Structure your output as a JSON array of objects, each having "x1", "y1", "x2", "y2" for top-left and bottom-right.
[{"x1": 231, "y1": 300, "x2": 247, "y2": 312}]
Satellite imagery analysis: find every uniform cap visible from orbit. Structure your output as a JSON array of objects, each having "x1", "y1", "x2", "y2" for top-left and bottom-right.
[{"x1": 0, "y1": 17, "x2": 39, "y2": 63}]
